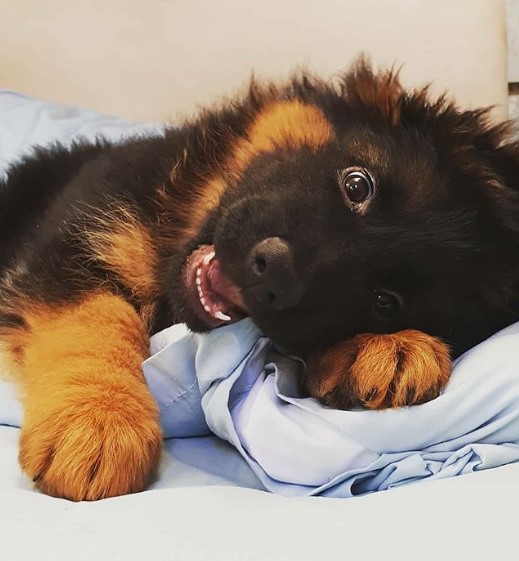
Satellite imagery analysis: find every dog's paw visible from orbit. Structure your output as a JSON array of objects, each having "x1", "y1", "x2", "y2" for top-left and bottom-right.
[
  {"x1": 304, "y1": 330, "x2": 452, "y2": 410},
  {"x1": 19, "y1": 382, "x2": 162, "y2": 501}
]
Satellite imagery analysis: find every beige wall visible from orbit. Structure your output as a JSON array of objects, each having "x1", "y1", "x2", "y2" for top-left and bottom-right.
[
  {"x1": 0, "y1": 0, "x2": 508, "y2": 123},
  {"x1": 508, "y1": 0, "x2": 519, "y2": 82}
]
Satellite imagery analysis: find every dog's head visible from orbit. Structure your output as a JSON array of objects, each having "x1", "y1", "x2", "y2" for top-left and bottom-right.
[{"x1": 168, "y1": 59, "x2": 519, "y2": 356}]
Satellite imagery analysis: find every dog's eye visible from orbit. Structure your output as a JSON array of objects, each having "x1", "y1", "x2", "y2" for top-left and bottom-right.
[
  {"x1": 373, "y1": 290, "x2": 402, "y2": 321},
  {"x1": 340, "y1": 169, "x2": 374, "y2": 207}
]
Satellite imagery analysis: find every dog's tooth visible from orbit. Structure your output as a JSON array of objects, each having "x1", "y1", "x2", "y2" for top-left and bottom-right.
[
  {"x1": 203, "y1": 251, "x2": 216, "y2": 266},
  {"x1": 196, "y1": 277, "x2": 201, "y2": 287},
  {"x1": 214, "y1": 311, "x2": 231, "y2": 322},
  {"x1": 200, "y1": 296, "x2": 206, "y2": 306},
  {"x1": 196, "y1": 267, "x2": 202, "y2": 277},
  {"x1": 204, "y1": 305, "x2": 211, "y2": 313}
]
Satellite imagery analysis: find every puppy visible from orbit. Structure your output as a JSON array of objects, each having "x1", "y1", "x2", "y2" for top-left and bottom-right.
[{"x1": 1, "y1": 59, "x2": 517, "y2": 500}]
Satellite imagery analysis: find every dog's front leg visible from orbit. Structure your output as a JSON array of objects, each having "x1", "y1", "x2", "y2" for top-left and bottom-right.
[
  {"x1": 303, "y1": 331, "x2": 452, "y2": 410},
  {"x1": 8, "y1": 291, "x2": 162, "y2": 501}
]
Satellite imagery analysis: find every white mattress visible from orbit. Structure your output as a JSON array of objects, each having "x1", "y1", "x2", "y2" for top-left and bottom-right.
[{"x1": 0, "y1": 426, "x2": 518, "y2": 560}]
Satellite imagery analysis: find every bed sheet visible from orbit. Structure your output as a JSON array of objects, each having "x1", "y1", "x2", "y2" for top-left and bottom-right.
[{"x1": 1, "y1": 425, "x2": 518, "y2": 561}]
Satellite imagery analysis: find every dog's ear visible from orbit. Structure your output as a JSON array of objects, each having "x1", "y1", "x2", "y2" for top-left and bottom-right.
[
  {"x1": 488, "y1": 142, "x2": 519, "y2": 187},
  {"x1": 422, "y1": 102, "x2": 519, "y2": 236},
  {"x1": 485, "y1": 141, "x2": 519, "y2": 235},
  {"x1": 451, "y1": 115, "x2": 519, "y2": 237},
  {"x1": 340, "y1": 57, "x2": 404, "y2": 125}
]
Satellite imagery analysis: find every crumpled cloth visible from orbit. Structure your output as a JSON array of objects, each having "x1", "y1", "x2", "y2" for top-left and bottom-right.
[{"x1": 142, "y1": 318, "x2": 519, "y2": 497}]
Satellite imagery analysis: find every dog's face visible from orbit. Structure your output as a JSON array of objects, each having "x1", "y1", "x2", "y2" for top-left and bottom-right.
[{"x1": 169, "y1": 61, "x2": 519, "y2": 356}]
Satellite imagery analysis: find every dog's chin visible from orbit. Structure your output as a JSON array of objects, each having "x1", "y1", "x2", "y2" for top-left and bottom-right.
[{"x1": 178, "y1": 244, "x2": 249, "y2": 332}]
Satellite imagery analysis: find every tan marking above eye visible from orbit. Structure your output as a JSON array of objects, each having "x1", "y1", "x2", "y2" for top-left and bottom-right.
[
  {"x1": 248, "y1": 101, "x2": 333, "y2": 151},
  {"x1": 233, "y1": 100, "x2": 335, "y2": 169}
]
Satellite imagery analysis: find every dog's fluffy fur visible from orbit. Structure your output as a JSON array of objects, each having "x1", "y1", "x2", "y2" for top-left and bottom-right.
[{"x1": 1, "y1": 59, "x2": 518, "y2": 500}]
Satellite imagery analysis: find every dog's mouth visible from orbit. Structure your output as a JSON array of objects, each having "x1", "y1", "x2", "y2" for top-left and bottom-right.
[{"x1": 183, "y1": 244, "x2": 249, "y2": 329}]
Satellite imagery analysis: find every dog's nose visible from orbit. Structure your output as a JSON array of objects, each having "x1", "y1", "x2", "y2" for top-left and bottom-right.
[{"x1": 248, "y1": 237, "x2": 303, "y2": 310}]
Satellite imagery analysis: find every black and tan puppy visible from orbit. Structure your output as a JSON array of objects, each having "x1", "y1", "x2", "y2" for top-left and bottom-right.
[{"x1": 1, "y1": 60, "x2": 518, "y2": 500}]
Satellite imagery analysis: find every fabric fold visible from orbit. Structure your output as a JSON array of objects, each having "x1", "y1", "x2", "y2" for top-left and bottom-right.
[{"x1": 141, "y1": 318, "x2": 519, "y2": 497}]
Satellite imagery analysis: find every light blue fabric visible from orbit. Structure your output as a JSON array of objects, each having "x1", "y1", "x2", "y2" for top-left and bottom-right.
[
  {"x1": 142, "y1": 319, "x2": 519, "y2": 497},
  {"x1": 0, "y1": 90, "x2": 164, "y2": 179},
  {"x1": 1, "y1": 89, "x2": 519, "y2": 498}
]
